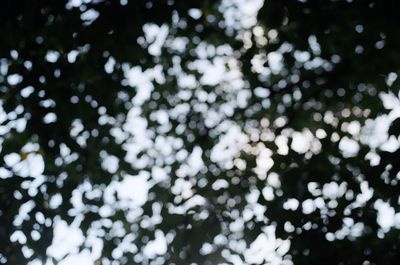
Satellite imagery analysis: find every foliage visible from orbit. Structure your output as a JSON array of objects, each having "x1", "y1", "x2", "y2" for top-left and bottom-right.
[{"x1": 1, "y1": 0, "x2": 400, "y2": 264}]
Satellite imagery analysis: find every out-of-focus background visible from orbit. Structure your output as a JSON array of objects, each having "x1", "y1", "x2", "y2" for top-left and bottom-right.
[{"x1": 1, "y1": 0, "x2": 400, "y2": 264}]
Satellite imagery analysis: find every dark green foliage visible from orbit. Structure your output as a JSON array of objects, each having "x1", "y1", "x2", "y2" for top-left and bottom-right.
[{"x1": 1, "y1": 0, "x2": 400, "y2": 264}]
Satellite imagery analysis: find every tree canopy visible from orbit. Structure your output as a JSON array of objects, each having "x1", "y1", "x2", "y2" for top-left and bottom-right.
[{"x1": 1, "y1": 0, "x2": 400, "y2": 264}]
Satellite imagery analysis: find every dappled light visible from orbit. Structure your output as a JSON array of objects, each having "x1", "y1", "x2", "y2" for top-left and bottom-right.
[{"x1": 1, "y1": 0, "x2": 400, "y2": 265}]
